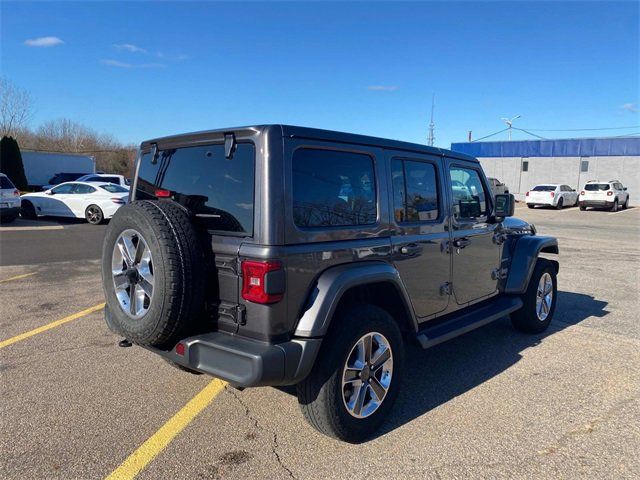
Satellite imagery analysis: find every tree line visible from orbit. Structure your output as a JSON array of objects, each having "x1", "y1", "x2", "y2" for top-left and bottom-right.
[{"x1": 0, "y1": 78, "x2": 137, "y2": 185}]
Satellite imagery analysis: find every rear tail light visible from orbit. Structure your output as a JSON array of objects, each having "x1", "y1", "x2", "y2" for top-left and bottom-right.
[
  {"x1": 111, "y1": 197, "x2": 126, "y2": 204},
  {"x1": 525, "y1": 191, "x2": 529, "y2": 196},
  {"x1": 580, "y1": 191, "x2": 585, "y2": 196},
  {"x1": 550, "y1": 192, "x2": 555, "y2": 197},
  {"x1": 175, "y1": 343, "x2": 185, "y2": 356},
  {"x1": 607, "y1": 191, "x2": 613, "y2": 196},
  {"x1": 13, "y1": 189, "x2": 19, "y2": 197},
  {"x1": 241, "y1": 260, "x2": 284, "y2": 304},
  {"x1": 155, "y1": 189, "x2": 171, "y2": 198}
]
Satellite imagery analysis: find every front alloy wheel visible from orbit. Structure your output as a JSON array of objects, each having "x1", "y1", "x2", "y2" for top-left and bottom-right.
[{"x1": 535, "y1": 272, "x2": 553, "y2": 321}]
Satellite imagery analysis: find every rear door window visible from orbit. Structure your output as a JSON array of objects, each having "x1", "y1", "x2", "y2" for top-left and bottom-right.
[
  {"x1": 74, "y1": 184, "x2": 96, "y2": 194},
  {"x1": 51, "y1": 183, "x2": 76, "y2": 194},
  {"x1": 392, "y1": 159, "x2": 439, "y2": 223},
  {"x1": 292, "y1": 148, "x2": 376, "y2": 228},
  {"x1": 137, "y1": 143, "x2": 255, "y2": 235}
]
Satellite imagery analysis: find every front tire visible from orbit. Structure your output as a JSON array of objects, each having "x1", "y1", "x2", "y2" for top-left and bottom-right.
[
  {"x1": 610, "y1": 199, "x2": 618, "y2": 212},
  {"x1": 20, "y1": 201, "x2": 37, "y2": 219},
  {"x1": 511, "y1": 259, "x2": 557, "y2": 334},
  {"x1": 527, "y1": 204, "x2": 535, "y2": 209},
  {"x1": 296, "y1": 304, "x2": 404, "y2": 443},
  {"x1": 85, "y1": 205, "x2": 104, "y2": 224}
]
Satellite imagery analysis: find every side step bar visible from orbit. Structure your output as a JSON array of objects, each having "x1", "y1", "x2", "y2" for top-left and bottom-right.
[{"x1": 416, "y1": 296, "x2": 523, "y2": 349}]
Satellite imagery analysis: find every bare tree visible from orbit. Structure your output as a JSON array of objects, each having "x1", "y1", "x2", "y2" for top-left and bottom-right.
[{"x1": 0, "y1": 78, "x2": 33, "y2": 137}]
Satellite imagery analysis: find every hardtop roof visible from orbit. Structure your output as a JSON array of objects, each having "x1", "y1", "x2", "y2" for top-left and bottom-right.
[{"x1": 141, "y1": 124, "x2": 477, "y2": 162}]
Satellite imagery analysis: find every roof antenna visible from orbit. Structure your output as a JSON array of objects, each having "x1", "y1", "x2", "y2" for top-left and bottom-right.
[{"x1": 427, "y1": 94, "x2": 435, "y2": 147}]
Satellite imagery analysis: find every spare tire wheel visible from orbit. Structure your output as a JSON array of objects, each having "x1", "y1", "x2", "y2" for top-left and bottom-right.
[{"x1": 101, "y1": 200, "x2": 205, "y2": 348}]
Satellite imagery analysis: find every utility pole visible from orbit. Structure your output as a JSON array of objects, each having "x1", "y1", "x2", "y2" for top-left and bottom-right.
[
  {"x1": 501, "y1": 115, "x2": 521, "y2": 141},
  {"x1": 427, "y1": 94, "x2": 435, "y2": 146}
]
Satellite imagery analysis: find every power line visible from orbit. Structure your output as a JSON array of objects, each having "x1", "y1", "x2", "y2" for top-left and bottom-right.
[
  {"x1": 519, "y1": 125, "x2": 640, "y2": 132},
  {"x1": 471, "y1": 128, "x2": 509, "y2": 142},
  {"x1": 512, "y1": 127, "x2": 547, "y2": 140}
]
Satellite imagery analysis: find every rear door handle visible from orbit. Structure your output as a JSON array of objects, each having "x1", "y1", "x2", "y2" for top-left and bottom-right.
[
  {"x1": 400, "y1": 243, "x2": 422, "y2": 256},
  {"x1": 453, "y1": 237, "x2": 471, "y2": 248}
]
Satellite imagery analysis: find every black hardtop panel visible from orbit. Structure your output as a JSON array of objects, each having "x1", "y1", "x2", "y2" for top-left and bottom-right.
[{"x1": 140, "y1": 124, "x2": 478, "y2": 162}]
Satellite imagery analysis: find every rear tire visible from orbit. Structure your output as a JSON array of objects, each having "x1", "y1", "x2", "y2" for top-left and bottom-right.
[
  {"x1": 579, "y1": 205, "x2": 586, "y2": 211},
  {"x1": 0, "y1": 213, "x2": 18, "y2": 224},
  {"x1": 555, "y1": 198, "x2": 563, "y2": 210},
  {"x1": 296, "y1": 304, "x2": 404, "y2": 443},
  {"x1": 623, "y1": 197, "x2": 629, "y2": 209},
  {"x1": 610, "y1": 199, "x2": 618, "y2": 212},
  {"x1": 85, "y1": 205, "x2": 104, "y2": 225},
  {"x1": 527, "y1": 204, "x2": 535, "y2": 209},
  {"x1": 20, "y1": 201, "x2": 37, "y2": 219},
  {"x1": 511, "y1": 259, "x2": 557, "y2": 334}
]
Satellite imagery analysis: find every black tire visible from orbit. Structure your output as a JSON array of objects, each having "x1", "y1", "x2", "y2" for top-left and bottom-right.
[
  {"x1": 623, "y1": 197, "x2": 629, "y2": 209},
  {"x1": 85, "y1": 205, "x2": 104, "y2": 224},
  {"x1": 296, "y1": 304, "x2": 404, "y2": 443},
  {"x1": 579, "y1": 205, "x2": 586, "y2": 211},
  {"x1": 511, "y1": 259, "x2": 557, "y2": 334},
  {"x1": 101, "y1": 200, "x2": 205, "y2": 348},
  {"x1": 20, "y1": 201, "x2": 37, "y2": 219},
  {"x1": 555, "y1": 198, "x2": 563, "y2": 210},
  {"x1": 527, "y1": 204, "x2": 535, "y2": 209},
  {"x1": 610, "y1": 199, "x2": 618, "y2": 212}
]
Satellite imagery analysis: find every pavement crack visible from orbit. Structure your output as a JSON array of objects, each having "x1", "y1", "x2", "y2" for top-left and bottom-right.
[{"x1": 225, "y1": 386, "x2": 297, "y2": 479}]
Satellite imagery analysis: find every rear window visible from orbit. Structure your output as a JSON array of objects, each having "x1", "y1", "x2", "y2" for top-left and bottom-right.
[
  {"x1": 1, "y1": 176, "x2": 15, "y2": 189},
  {"x1": 292, "y1": 148, "x2": 376, "y2": 228},
  {"x1": 100, "y1": 184, "x2": 128, "y2": 193},
  {"x1": 532, "y1": 185, "x2": 556, "y2": 192},
  {"x1": 137, "y1": 143, "x2": 255, "y2": 235},
  {"x1": 585, "y1": 183, "x2": 610, "y2": 191}
]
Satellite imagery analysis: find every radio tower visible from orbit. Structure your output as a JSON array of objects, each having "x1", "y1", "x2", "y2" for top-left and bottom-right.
[{"x1": 427, "y1": 94, "x2": 435, "y2": 146}]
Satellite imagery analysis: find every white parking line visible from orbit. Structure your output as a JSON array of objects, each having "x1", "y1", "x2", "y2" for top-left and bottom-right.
[
  {"x1": 0, "y1": 225, "x2": 64, "y2": 231},
  {"x1": 608, "y1": 207, "x2": 636, "y2": 215}
]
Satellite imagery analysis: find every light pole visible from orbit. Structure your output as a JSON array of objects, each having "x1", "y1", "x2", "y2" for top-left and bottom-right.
[{"x1": 501, "y1": 115, "x2": 521, "y2": 141}]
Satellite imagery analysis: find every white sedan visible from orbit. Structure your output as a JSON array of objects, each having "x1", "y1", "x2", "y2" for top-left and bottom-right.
[
  {"x1": 525, "y1": 184, "x2": 579, "y2": 209},
  {"x1": 21, "y1": 181, "x2": 129, "y2": 224}
]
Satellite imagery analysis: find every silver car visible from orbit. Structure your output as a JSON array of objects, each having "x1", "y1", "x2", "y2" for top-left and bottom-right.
[{"x1": 0, "y1": 173, "x2": 21, "y2": 223}]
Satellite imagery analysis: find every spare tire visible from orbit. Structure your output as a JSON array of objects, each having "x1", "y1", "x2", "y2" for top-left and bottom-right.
[{"x1": 101, "y1": 200, "x2": 205, "y2": 348}]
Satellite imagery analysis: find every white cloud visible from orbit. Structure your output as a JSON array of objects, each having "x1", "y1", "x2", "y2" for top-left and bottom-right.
[
  {"x1": 102, "y1": 59, "x2": 132, "y2": 68},
  {"x1": 114, "y1": 43, "x2": 147, "y2": 54},
  {"x1": 24, "y1": 36, "x2": 64, "y2": 47},
  {"x1": 621, "y1": 103, "x2": 638, "y2": 113},
  {"x1": 367, "y1": 85, "x2": 399, "y2": 91}
]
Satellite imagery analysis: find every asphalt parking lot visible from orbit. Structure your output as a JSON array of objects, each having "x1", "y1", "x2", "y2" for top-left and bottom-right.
[{"x1": 1, "y1": 205, "x2": 638, "y2": 479}]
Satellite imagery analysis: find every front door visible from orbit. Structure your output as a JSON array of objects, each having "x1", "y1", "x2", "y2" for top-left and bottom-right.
[
  {"x1": 448, "y1": 163, "x2": 501, "y2": 305},
  {"x1": 390, "y1": 155, "x2": 451, "y2": 318}
]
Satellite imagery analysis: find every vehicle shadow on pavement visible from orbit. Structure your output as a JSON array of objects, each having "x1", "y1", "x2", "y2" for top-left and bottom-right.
[{"x1": 372, "y1": 291, "x2": 609, "y2": 439}]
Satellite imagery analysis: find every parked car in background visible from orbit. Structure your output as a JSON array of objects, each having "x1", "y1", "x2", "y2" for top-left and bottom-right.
[
  {"x1": 526, "y1": 184, "x2": 578, "y2": 209},
  {"x1": 487, "y1": 177, "x2": 509, "y2": 195},
  {"x1": 76, "y1": 174, "x2": 130, "y2": 188},
  {"x1": 21, "y1": 181, "x2": 129, "y2": 225},
  {"x1": 42, "y1": 172, "x2": 92, "y2": 191},
  {"x1": 0, "y1": 173, "x2": 21, "y2": 223},
  {"x1": 579, "y1": 180, "x2": 629, "y2": 211}
]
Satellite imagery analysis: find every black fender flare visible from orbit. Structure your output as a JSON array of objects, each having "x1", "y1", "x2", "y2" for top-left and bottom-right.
[
  {"x1": 504, "y1": 235, "x2": 559, "y2": 294},
  {"x1": 294, "y1": 262, "x2": 418, "y2": 338}
]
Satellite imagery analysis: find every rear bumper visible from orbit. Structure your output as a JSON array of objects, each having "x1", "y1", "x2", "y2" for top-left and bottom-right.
[
  {"x1": 147, "y1": 332, "x2": 322, "y2": 387},
  {"x1": 579, "y1": 200, "x2": 613, "y2": 208}
]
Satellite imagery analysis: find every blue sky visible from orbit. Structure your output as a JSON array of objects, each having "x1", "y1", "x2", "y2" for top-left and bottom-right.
[{"x1": 2, "y1": 1, "x2": 638, "y2": 148}]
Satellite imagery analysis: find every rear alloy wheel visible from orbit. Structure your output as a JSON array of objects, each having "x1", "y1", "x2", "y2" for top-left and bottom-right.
[
  {"x1": 610, "y1": 199, "x2": 618, "y2": 212},
  {"x1": 85, "y1": 205, "x2": 104, "y2": 224},
  {"x1": 297, "y1": 304, "x2": 404, "y2": 443},
  {"x1": 555, "y1": 198, "x2": 563, "y2": 210}
]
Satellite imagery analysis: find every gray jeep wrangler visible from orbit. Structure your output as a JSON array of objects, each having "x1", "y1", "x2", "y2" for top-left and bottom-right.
[{"x1": 102, "y1": 125, "x2": 559, "y2": 442}]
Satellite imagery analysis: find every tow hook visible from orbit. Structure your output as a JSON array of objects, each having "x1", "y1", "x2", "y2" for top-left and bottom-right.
[{"x1": 118, "y1": 339, "x2": 133, "y2": 348}]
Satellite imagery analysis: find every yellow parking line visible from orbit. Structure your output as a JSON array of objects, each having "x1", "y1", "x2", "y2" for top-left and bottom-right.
[
  {"x1": 0, "y1": 272, "x2": 37, "y2": 284},
  {"x1": 0, "y1": 302, "x2": 105, "y2": 349},
  {"x1": 105, "y1": 379, "x2": 227, "y2": 480}
]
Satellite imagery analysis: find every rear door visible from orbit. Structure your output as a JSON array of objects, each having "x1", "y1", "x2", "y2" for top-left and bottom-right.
[
  {"x1": 390, "y1": 155, "x2": 451, "y2": 318},
  {"x1": 135, "y1": 142, "x2": 256, "y2": 334},
  {"x1": 448, "y1": 161, "x2": 501, "y2": 305}
]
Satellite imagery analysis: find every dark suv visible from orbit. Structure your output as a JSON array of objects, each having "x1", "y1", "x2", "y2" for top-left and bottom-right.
[{"x1": 102, "y1": 125, "x2": 559, "y2": 442}]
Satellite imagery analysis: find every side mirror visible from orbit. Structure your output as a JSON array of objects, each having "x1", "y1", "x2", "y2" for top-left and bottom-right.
[
  {"x1": 572, "y1": 189, "x2": 576, "y2": 192},
  {"x1": 624, "y1": 187, "x2": 628, "y2": 191},
  {"x1": 46, "y1": 190, "x2": 54, "y2": 195},
  {"x1": 494, "y1": 193, "x2": 515, "y2": 218}
]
